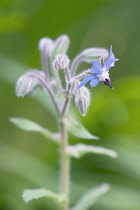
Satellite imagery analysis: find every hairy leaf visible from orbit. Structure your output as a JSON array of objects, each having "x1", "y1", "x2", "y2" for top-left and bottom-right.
[
  {"x1": 9, "y1": 117, "x2": 59, "y2": 142},
  {"x1": 67, "y1": 143, "x2": 118, "y2": 158},
  {"x1": 22, "y1": 188, "x2": 65, "y2": 204},
  {"x1": 63, "y1": 117, "x2": 99, "y2": 140}
]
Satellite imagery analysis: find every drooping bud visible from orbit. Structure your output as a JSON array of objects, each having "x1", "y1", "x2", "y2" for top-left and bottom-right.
[
  {"x1": 52, "y1": 35, "x2": 70, "y2": 58},
  {"x1": 53, "y1": 54, "x2": 70, "y2": 70},
  {"x1": 82, "y1": 48, "x2": 109, "y2": 62},
  {"x1": 39, "y1": 37, "x2": 53, "y2": 55},
  {"x1": 71, "y1": 48, "x2": 109, "y2": 76},
  {"x1": 16, "y1": 70, "x2": 43, "y2": 97},
  {"x1": 75, "y1": 96, "x2": 87, "y2": 116},
  {"x1": 75, "y1": 86, "x2": 91, "y2": 116},
  {"x1": 81, "y1": 86, "x2": 91, "y2": 106}
]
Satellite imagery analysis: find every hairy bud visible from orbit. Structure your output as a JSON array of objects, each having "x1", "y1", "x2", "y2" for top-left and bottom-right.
[
  {"x1": 68, "y1": 79, "x2": 79, "y2": 95},
  {"x1": 75, "y1": 97, "x2": 87, "y2": 116},
  {"x1": 39, "y1": 37, "x2": 53, "y2": 55},
  {"x1": 52, "y1": 35, "x2": 70, "y2": 57},
  {"x1": 53, "y1": 54, "x2": 70, "y2": 70},
  {"x1": 16, "y1": 70, "x2": 43, "y2": 97},
  {"x1": 82, "y1": 48, "x2": 109, "y2": 62},
  {"x1": 75, "y1": 86, "x2": 91, "y2": 116}
]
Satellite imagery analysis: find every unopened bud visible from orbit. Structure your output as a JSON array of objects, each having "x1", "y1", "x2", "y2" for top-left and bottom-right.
[
  {"x1": 69, "y1": 79, "x2": 79, "y2": 95},
  {"x1": 75, "y1": 86, "x2": 91, "y2": 116},
  {"x1": 53, "y1": 54, "x2": 69, "y2": 70},
  {"x1": 75, "y1": 96, "x2": 87, "y2": 116},
  {"x1": 39, "y1": 37, "x2": 53, "y2": 55},
  {"x1": 81, "y1": 86, "x2": 91, "y2": 106},
  {"x1": 82, "y1": 48, "x2": 109, "y2": 63},
  {"x1": 15, "y1": 70, "x2": 42, "y2": 97},
  {"x1": 52, "y1": 35, "x2": 70, "y2": 57}
]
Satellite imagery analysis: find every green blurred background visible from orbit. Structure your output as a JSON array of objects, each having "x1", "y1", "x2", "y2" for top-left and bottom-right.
[{"x1": 0, "y1": 0, "x2": 140, "y2": 209}]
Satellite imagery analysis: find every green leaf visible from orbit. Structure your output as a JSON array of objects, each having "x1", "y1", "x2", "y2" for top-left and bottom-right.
[
  {"x1": 63, "y1": 116, "x2": 99, "y2": 140},
  {"x1": 67, "y1": 143, "x2": 118, "y2": 158},
  {"x1": 9, "y1": 117, "x2": 45, "y2": 132},
  {"x1": 22, "y1": 188, "x2": 65, "y2": 204},
  {"x1": 71, "y1": 183, "x2": 110, "y2": 210},
  {"x1": 9, "y1": 117, "x2": 60, "y2": 143}
]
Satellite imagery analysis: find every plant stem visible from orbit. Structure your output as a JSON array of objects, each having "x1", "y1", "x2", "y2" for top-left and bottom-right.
[
  {"x1": 59, "y1": 66, "x2": 72, "y2": 210},
  {"x1": 52, "y1": 66, "x2": 63, "y2": 92},
  {"x1": 31, "y1": 72, "x2": 60, "y2": 115},
  {"x1": 71, "y1": 54, "x2": 84, "y2": 76},
  {"x1": 41, "y1": 45, "x2": 49, "y2": 80},
  {"x1": 61, "y1": 67, "x2": 71, "y2": 116},
  {"x1": 60, "y1": 120, "x2": 70, "y2": 210}
]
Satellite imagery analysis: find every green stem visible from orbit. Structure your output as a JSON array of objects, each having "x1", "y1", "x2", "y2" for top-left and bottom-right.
[
  {"x1": 60, "y1": 120, "x2": 70, "y2": 210},
  {"x1": 52, "y1": 66, "x2": 63, "y2": 92},
  {"x1": 59, "y1": 66, "x2": 72, "y2": 209}
]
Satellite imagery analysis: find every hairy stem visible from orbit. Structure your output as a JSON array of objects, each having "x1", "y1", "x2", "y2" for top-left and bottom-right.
[
  {"x1": 41, "y1": 45, "x2": 49, "y2": 80},
  {"x1": 39, "y1": 78, "x2": 60, "y2": 115},
  {"x1": 60, "y1": 121, "x2": 70, "y2": 210},
  {"x1": 60, "y1": 67, "x2": 71, "y2": 209},
  {"x1": 61, "y1": 67, "x2": 71, "y2": 116},
  {"x1": 28, "y1": 72, "x2": 60, "y2": 115},
  {"x1": 71, "y1": 54, "x2": 84, "y2": 76},
  {"x1": 52, "y1": 66, "x2": 63, "y2": 92},
  {"x1": 61, "y1": 96, "x2": 71, "y2": 116}
]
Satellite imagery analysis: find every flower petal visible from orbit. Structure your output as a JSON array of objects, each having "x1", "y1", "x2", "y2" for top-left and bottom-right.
[
  {"x1": 77, "y1": 75, "x2": 94, "y2": 89},
  {"x1": 90, "y1": 76, "x2": 100, "y2": 87},
  {"x1": 104, "y1": 46, "x2": 115, "y2": 70},
  {"x1": 91, "y1": 61, "x2": 102, "y2": 74}
]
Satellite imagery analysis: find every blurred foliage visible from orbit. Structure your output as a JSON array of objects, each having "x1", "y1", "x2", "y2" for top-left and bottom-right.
[{"x1": 0, "y1": 0, "x2": 140, "y2": 209}]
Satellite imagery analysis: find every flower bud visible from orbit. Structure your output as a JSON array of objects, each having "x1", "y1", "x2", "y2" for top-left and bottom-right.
[
  {"x1": 69, "y1": 79, "x2": 81, "y2": 95},
  {"x1": 82, "y1": 48, "x2": 109, "y2": 63},
  {"x1": 75, "y1": 86, "x2": 91, "y2": 116},
  {"x1": 81, "y1": 86, "x2": 91, "y2": 107},
  {"x1": 15, "y1": 70, "x2": 43, "y2": 97},
  {"x1": 39, "y1": 37, "x2": 53, "y2": 55},
  {"x1": 53, "y1": 54, "x2": 70, "y2": 70},
  {"x1": 52, "y1": 35, "x2": 70, "y2": 57},
  {"x1": 75, "y1": 96, "x2": 87, "y2": 116}
]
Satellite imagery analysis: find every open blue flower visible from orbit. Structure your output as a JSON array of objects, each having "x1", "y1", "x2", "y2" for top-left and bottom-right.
[{"x1": 78, "y1": 46, "x2": 118, "y2": 89}]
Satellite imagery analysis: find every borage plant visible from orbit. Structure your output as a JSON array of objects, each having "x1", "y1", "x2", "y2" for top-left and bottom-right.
[{"x1": 10, "y1": 34, "x2": 118, "y2": 210}]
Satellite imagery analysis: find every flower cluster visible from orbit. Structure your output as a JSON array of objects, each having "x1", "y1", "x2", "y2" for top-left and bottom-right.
[
  {"x1": 16, "y1": 35, "x2": 118, "y2": 116},
  {"x1": 14, "y1": 34, "x2": 119, "y2": 209}
]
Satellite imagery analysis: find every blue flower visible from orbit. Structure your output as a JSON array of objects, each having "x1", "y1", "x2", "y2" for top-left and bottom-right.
[{"x1": 78, "y1": 46, "x2": 118, "y2": 89}]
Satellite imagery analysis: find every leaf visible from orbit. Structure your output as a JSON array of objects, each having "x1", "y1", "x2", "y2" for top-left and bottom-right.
[
  {"x1": 67, "y1": 143, "x2": 118, "y2": 158},
  {"x1": 71, "y1": 183, "x2": 110, "y2": 210},
  {"x1": 63, "y1": 117, "x2": 99, "y2": 140},
  {"x1": 9, "y1": 117, "x2": 60, "y2": 143},
  {"x1": 9, "y1": 117, "x2": 44, "y2": 132},
  {"x1": 22, "y1": 188, "x2": 65, "y2": 204}
]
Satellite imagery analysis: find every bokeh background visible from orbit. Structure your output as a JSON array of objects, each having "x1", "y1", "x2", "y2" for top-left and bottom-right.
[{"x1": 0, "y1": 0, "x2": 140, "y2": 209}]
